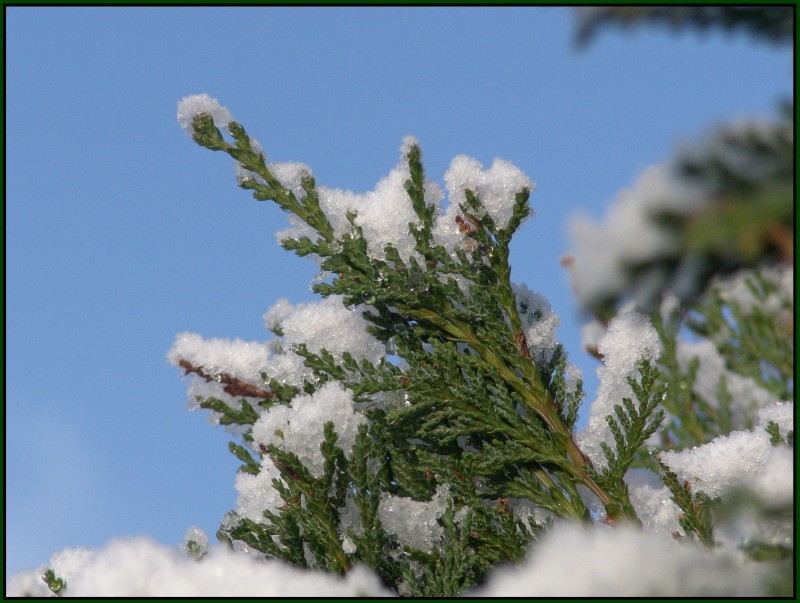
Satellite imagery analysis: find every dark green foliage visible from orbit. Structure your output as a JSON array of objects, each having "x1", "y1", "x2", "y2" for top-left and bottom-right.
[
  {"x1": 575, "y1": 6, "x2": 794, "y2": 47},
  {"x1": 401, "y1": 503, "x2": 533, "y2": 597},
  {"x1": 197, "y1": 396, "x2": 259, "y2": 432},
  {"x1": 181, "y1": 36, "x2": 791, "y2": 587},
  {"x1": 228, "y1": 441, "x2": 260, "y2": 476},
  {"x1": 655, "y1": 456, "x2": 715, "y2": 547},
  {"x1": 651, "y1": 311, "x2": 730, "y2": 449},
  {"x1": 765, "y1": 420, "x2": 793, "y2": 447},
  {"x1": 219, "y1": 424, "x2": 351, "y2": 574},
  {"x1": 182, "y1": 110, "x2": 688, "y2": 594},
  {"x1": 592, "y1": 361, "x2": 666, "y2": 521}
]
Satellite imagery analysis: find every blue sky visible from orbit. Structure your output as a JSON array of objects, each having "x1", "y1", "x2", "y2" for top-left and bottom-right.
[{"x1": 5, "y1": 7, "x2": 791, "y2": 576}]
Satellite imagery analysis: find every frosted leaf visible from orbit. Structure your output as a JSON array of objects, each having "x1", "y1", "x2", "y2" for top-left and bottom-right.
[
  {"x1": 430, "y1": 200, "x2": 465, "y2": 254},
  {"x1": 400, "y1": 134, "x2": 420, "y2": 155},
  {"x1": 275, "y1": 213, "x2": 320, "y2": 251},
  {"x1": 757, "y1": 401, "x2": 793, "y2": 433},
  {"x1": 318, "y1": 168, "x2": 420, "y2": 260},
  {"x1": 513, "y1": 282, "x2": 560, "y2": 363},
  {"x1": 275, "y1": 138, "x2": 444, "y2": 261},
  {"x1": 444, "y1": 155, "x2": 534, "y2": 229},
  {"x1": 262, "y1": 161, "x2": 313, "y2": 200},
  {"x1": 235, "y1": 457, "x2": 286, "y2": 523},
  {"x1": 378, "y1": 484, "x2": 450, "y2": 553},
  {"x1": 263, "y1": 298, "x2": 294, "y2": 333},
  {"x1": 660, "y1": 402, "x2": 793, "y2": 500},
  {"x1": 251, "y1": 381, "x2": 367, "y2": 477},
  {"x1": 576, "y1": 312, "x2": 661, "y2": 469},
  {"x1": 233, "y1": 138, "x2": 270, "y2": 184},
  {"x1": 177, "y1": 94, "x2": 234, "y2": 133},
  {"x1": 473, "y1": 524, "x2": 765, "y2": 596},
  {"x1": 563, "y1": 362, "x2": 584, "y2": 396},
  {"x1": 181, "y1": 527, "x2": 210, "y2": 559},
  {"x1": 624, "y1": 469, "x2": 681, "y2": 537}
]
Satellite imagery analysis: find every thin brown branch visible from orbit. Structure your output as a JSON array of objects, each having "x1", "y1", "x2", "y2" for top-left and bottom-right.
[{"x1": 178, "y1": 358, "x2": 276, "y2": 400}]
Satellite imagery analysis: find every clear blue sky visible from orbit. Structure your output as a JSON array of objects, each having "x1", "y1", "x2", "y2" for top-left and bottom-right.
[{"x1": 5, "y1": 7, "x2": 790, "y2": 576}]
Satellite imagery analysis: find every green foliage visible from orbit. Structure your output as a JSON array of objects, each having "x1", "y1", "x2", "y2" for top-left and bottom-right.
[
  {"x1": 42, "y1": 569, "x2": 66, "y2": 597},
  {"x1": 177, "y1": 10, "x2": 791, "y2": 594},
  {"x1": 186, "y1": 112, "x2": 685, "y2": 591},
  {"x1": 765, "y1": 420, "x2": 793, "y2": 447},
  {"x1": 401, "y1": 503, "x2": 534, "y2": 597},
  {"x1": 591, "y1": 361, "x2": 667, "y2": 520},
  {"x1": 648, "y1": 263, "x2": 793, "y2": 454},
  {"x1": 192, "y1": 112, "x2": 654, "y2": 528},
  {"x1": 182, "y1": 105, "x2": 792, "y2": 595},
  {"x1": 687, "y1": 271, "x2": 793, "y2": 402},
  {"x1": 655, "y1": 456, "x2": 715, "y2": 548}
]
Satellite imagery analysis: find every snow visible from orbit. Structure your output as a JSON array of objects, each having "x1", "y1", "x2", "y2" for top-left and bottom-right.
[
  {"x1": 6, "y1": 538, "x2": 392, "y2": 597},
  {"x1": 177, "y1": 94, "x2": 235, "y2": 133},
  {"x1": 377, "y1": 484, "x2": 450, "y2": 553},
  {"x1": 443, "y1": 155, "x2": 534, "y2": 230},
  {"x1": 168, "y1": 332, "x2": 272, "y2": 386},
  {"x1": 513, "y1": 282, "x2": 561, "y2": 364},
  {"x1": 167, "y1": 296, "x2": 383, "y2": 401},
  {"x1": 251, "y1": 381, "x2": 368, "y2": 478},
  {"x1": 576, "y1": 312, "x2": 662, "y2": 469},
  {"x1": 277, "y1": 140, "x2": 437, "y2": 262},
  {"x1": 472, "y1": 523, "x2": 765, "y2": 597},
  {"x1": 277, "y1": 295, "x2": 385, "y2": 364},
  {"x1": 660, "y1": 402, "x2": 793, "y2": 501},
  {"x1": 714, "y1": 265, "x2": 793, "y2": 316},
  {"x1": 235, "y1": 457, "x2": 286, "y2": 523},
  {"x1": 624, "y1": 469, "x2": 681, "y2": 537}
]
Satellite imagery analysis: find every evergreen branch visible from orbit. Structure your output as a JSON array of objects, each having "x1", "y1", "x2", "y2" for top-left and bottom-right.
[
  {"x1": 229, "y1": 441, "x2": 260, "y2": 475},
  {"x1": 191, "y1": 114, "x2": 336, "y2": 243},
  {"x1": 348, "y1": 424, "x2": 400, "y2": 587},
  {"x1": 600, "y1": 361, "x2": 666, "y2": 480},
  {"x1": 655, "y1": 455, "x2": 715, "y2": 547},
  {"x1": 197, "y1": 396, "x2": 259, "y2": 431},
  {"x1": 260, "y1": 443, "x2": 350, "y2": 573}
]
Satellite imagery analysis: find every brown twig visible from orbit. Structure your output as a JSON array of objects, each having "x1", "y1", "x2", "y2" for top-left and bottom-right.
[{"x1": 178, "y1": 358, "x2": 276, "y2": 400}]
